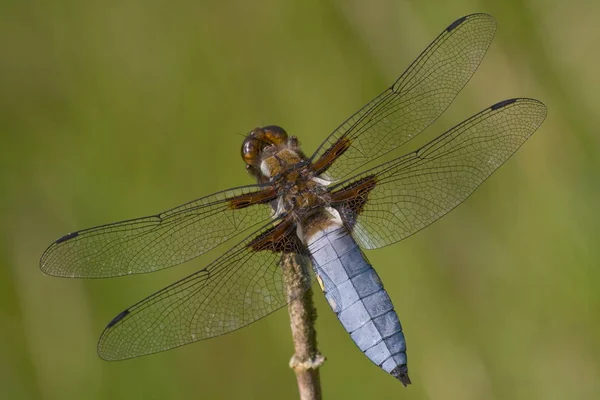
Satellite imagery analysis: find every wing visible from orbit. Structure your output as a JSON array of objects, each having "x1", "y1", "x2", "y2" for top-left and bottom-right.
[
  {"x1": 311, "y1": 13, "x2": 497, "y2": 181},
  {"x1": 330, "y1": 98, "x2": 547, "y2": 249},
  {"x1": 40, "y1": 185, "x2": 278, "y2": 278},
  {"x1": 97, "y1": 217, "x2": 311, "y2": 360}
]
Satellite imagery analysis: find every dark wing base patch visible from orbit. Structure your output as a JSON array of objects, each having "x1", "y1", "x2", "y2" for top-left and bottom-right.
[{"x1": 331, "y1": 175, "x2": 378, "y2": 231}]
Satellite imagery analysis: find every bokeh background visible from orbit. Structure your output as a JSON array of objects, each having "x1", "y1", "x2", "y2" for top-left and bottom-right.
[{"x1": 1, "y1": 0, "x2": 599, "y2": 399}]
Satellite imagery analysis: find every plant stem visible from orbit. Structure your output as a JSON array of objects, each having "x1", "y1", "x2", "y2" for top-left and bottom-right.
[{"x1": 282, "y1": 253, "x2": 325, "y2": 400}]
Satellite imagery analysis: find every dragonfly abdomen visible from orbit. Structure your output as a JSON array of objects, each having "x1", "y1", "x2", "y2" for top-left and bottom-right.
[{"x1": 307, "y1": 225, "x2": 410, "y2": 386}]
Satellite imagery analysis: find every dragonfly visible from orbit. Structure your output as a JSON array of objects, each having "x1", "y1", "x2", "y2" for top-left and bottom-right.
[{"x1": 40, "y1": 13, "x2": 546, "y2": 386}]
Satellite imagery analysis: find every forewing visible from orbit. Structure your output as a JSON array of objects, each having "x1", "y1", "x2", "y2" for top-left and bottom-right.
[
  {"x1": 331, "y1": 98, "x2": 547, "y2": 249},
  {"x1": 40, "y1": 185, "x2": 277, "y2": 278},
  {"x1": 97, "y1": 218, "x2": 310, "y2": 361},
  {"x1": 311, "y1": 13, "x2": 496, "y2": 181}
]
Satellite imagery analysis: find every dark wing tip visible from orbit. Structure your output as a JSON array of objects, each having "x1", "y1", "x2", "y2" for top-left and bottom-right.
[
  {"x1": 391, "y1": 365, "x2": 411, "y2": 387},
  {"x1": 446, "y1": 13, "x2": 496, "y2": 33},
  {"x1": 40, "y1": 232, "x2": 80, "y2": 274},
  {"x1": 98, "y1": 310, "x2": 131, "y2": 361},
  {"x1": 446, "y1": 15, "x2": 468, "y2": 32},
  {"x1": 55, "y1": 231, "x2": 79, "y2": 244},
  {"x1": 491, "y1": 98, "x2": 518, "y2": 110},
  {"x1": 106, "y1": 309, "x2": 130, "y2": 328}
]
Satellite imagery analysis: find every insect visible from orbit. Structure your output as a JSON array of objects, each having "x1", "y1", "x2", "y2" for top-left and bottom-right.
[{"x1": 40, "y1": 14, "x2": 546, "y2": 386}]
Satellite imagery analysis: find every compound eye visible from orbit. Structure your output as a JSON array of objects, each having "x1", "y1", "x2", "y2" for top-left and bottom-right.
[
  {"x1": 241, "y1": 138, "x2": 260, "y2": 166},
  {"x1": 262, "y1": 125, "x2": 288, "y2": 145}
]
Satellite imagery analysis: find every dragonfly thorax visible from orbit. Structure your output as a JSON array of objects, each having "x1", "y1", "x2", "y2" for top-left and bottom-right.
[{"x1": 273, "y1": 162, "x2": 331, "y2": 221}]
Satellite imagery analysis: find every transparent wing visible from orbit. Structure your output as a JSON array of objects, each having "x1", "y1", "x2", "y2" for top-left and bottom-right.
[
  {"x1": 331, "y1": 98, "x2": 547, "y2": 249},
  {"x1": 97, "y1": 219, "x2": 311, "y2": 360},
  {"x1": 311, "y1": 13, "x2": 496, "y2": 181},
  {"x1": 40, "y1": 185, "x2": 277, "y2": 278}
]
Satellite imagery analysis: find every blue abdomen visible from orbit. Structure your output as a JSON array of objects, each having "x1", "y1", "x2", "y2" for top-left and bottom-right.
[{"x1": 307, "y1": 224, "x2": 410, "y2": 385}]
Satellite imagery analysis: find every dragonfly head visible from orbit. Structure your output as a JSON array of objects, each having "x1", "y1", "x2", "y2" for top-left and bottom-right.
[{"x1": 242, "y1": 125, "x2": 289, "y2": 180}]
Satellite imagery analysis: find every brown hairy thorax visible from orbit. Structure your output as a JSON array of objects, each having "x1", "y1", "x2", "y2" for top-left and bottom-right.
[
  {"x1": 240, "y1": 126, "x2": 329, "y2": 224},
  {"x1": 239, "y1": 125, "x2": 376, "y2": 243}
]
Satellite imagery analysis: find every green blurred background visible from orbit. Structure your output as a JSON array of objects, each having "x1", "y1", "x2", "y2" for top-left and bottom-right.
[{"x1": 1, "y1": 0, "x2": 599, "y2": 399}]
